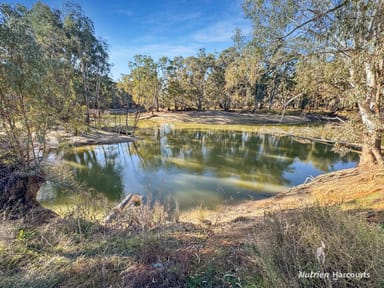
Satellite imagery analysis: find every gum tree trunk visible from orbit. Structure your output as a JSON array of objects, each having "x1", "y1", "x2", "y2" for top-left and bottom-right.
[
  {"x1": 357, "y1": 61, "x2": 384, "y2": 167},
  {"x1": 358, "y1": 101, "x2": 384, "y2": 167}
]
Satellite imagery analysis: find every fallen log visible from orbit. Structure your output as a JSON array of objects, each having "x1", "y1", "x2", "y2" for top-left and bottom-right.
[
  {"x1": 104, "y1": 193, "x2": 143, "y2": 223},
  {"x1": 289, "y1": 134, "x2": 362, "y2": 152},
  {"x1": 101, "y1": 127, "x2": 132, "y2": 136}
]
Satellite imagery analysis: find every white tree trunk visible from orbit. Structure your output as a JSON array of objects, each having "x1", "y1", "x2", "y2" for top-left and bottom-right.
[{"x1": 358, "y1": 101, "x2": 384, "y2": 166}]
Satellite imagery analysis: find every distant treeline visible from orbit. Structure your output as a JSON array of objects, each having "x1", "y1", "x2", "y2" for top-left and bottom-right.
[{"x1": 117, "y1": 47, "x2": 350, "y2": 114}]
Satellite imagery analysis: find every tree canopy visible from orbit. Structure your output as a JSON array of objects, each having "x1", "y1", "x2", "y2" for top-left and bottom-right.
[{"x1": 0, "y1": 2, "x2": 112, "y2": 169}]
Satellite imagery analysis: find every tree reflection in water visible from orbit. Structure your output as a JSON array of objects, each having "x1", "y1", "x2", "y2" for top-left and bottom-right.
[{"x1": 44, "y1": 126, "x2": 359, "y2": 211}]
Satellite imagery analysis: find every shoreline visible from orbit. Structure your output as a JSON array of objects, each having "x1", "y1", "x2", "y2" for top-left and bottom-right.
[
  {"x1": 139, "y1": 110, "x2": 313, "y2": 125},
  {"x1": 47, "y1": 110, "x2": 355, "y2": 149},
  {"x1": 45, "y1": 111, "x2": 380, "y2": 222},
  {"x1": 46, "y1": 127, "x2": 137, "y2": 149}
]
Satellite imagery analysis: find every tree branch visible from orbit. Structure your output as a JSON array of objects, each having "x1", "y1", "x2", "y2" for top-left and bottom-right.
[{"x1": 282, "y1": 1, "x2": 348, "y2": 40}]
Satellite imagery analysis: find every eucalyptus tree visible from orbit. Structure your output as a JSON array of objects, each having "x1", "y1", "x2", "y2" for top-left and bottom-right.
[
  {"x1": 0, "y1": 2, "x2": 111, "y2": 217},
  {"x1": 243, "y1": 0, "x2": 384, "y2": 167},
  {"x1": 1, "y1": 4, "x2": 46, "y2": 168},
  {"x1": 225, "y1": 55, "x2": 248, "y2": 109},
  {"x1": 225, "y1": 43, "x2": 266, "y2": 111},
  {"x1": 265, "y1": 52, "x2": 297, "y2": 110},
  {"x1": 206, "y1": 47, "x2": 238, "y2": 110},
  {"x1": 163, "y1": 56, "x2": 185, "y2": 110},
  {"x1": 182, "y1": 49, "x2": 215, "y2": 110},
  {"x1": 294, "y1": 56, "x2": 350, "y2": 112},
  {"x1": 227, "y1": 24, "x2": 298, "y2": 112},
  {"x1": 157, "y1": 56, "x2": 170, "y2": 109},
  {"x1": 63, "y1": 2, "x2": 109, "y2": 124},
  {"x1": 88, "y1": 40, "x2": 112, "y2": 115},
  {"x1": 122, "y1": 55, "x2": 160, "y2": 112},
  {"x1": 0, "y1": 3, "x2": 67, "y2": 216},
  {"x1": 29, "y1": 2, "x2": 84, "y2": 130}
]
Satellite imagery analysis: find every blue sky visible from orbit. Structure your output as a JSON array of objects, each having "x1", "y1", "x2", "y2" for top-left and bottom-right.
[{"x1": 11, "y1": 0, "x2": 252, "y2": 80}]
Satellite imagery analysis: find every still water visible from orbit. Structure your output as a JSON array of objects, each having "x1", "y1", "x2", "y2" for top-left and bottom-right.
[{"x1": 40, "y1": 125, "x2": 359, "y2": 211}]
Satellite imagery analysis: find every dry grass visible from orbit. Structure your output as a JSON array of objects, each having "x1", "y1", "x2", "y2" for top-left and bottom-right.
[
  {"x1": 0, "y1": 201, "x2": 383, "y2": 287},
  {"x1": 253, "y1": 206, "x2": 384, "y2": 287}
]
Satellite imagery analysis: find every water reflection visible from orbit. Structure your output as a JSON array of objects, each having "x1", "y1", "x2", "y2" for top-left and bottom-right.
[
  {"x1": 40, "y1": 126, "x2": 359, "y2": 211},
  {"x1": 64, "y1": 145, "x2": 124, "y2": 200}
]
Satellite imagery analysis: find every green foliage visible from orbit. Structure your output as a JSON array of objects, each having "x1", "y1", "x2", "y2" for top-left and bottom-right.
[
  {"x1": 119, "y1": 50, "x2": 217, "y2": 112},
  {"x1": 16, "y1": 228, "x2": 35, "y2": 242},
  {"x1": 185, "y1": 263, "x2": 216, "y2": 287},
  {"x1": 159, "y1": 56, "x2": 186, "y2": 110},
  {"x1": 206, "y1": 48, "x2": 238, "y2": 110},
  {"x1": 0, "y1": 2, "x2": 111, "y2": 168},
  {"x1": 120, "y1": 55, "x2": 160, "y2": 111},
  {"x1": 119, "y1": 41, "x2": 296, "y2": 113}
]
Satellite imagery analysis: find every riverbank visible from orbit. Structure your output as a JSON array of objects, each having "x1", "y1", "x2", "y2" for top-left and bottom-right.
[
  {"x1": 197, "y1": 166, "x2": 384, "y2": 225},
  {"x1": 1, "y1": 110, "x2": 383, "y2": 287},
  {"x1": 46, "y1": 127, "x2": 137, "y2": 149},
  {"x1": 139, "y1": 110, "x2": 362, "y2": 150},
  {"x1": 47, "y1": 110, "x2": 358, "y2": 149}
]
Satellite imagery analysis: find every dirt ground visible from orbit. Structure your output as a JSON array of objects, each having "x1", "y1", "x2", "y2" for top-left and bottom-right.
[
  {"x1": 46, "y1": 127, "x2": 136, "y2": 148},
  {"x1": 141, "y1": 110, "x2": 311, "y2": 125}
]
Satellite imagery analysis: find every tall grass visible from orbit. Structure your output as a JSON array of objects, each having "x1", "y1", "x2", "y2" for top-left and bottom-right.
[{"x1": 253, "y1": 206, "x2": 384, "y2": 287}]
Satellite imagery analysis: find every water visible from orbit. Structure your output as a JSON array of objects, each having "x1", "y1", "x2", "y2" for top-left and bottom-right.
[{"x1": 39, "y1": 125, "x2": 359, "y2": 211}]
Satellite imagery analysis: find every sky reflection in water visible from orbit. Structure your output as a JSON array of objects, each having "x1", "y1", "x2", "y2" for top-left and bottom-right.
[{"x1": 40, "y1": 126, "x2": 359, "y2": 211}]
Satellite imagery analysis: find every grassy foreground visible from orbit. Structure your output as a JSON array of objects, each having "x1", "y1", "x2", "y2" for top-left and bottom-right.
[{"x1": 1, "y1": 197, "x2": 383, "y2": 287}]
